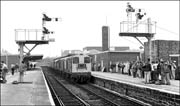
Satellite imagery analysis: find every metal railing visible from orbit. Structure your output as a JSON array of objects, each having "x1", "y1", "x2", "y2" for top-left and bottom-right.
[
  {"x1": 15, "y1": 29, "x2": 49, "y2": 41},
  {"x1": 120, "y1": 21, "x2": 156, "y2": 34}
]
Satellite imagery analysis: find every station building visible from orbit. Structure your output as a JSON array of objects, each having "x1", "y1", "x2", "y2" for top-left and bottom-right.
[
  {"x1": 91, "y1": 51, "x2": 140, "y2": 72},
  {"x1": 144, "y1": 40, "x2": 180, "y2": 66},
  {"x1": 1, "y1": 55, "x2": 19, "y2": 69},
  {"x1": 1, "y1": 54, "x2": 43, "y2": 69},
  {"x1": 85, "y1": 26, "x2": 141, "y2": 72}
]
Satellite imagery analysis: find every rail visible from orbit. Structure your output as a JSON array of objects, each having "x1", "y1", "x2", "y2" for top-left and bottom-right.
[
  {"x1": 43, "y1": 71, "x2": 64, "y2": 106},
  {"x1": 42, "y1": 68, "x2": 89, "y2": 106},
  {"x1": 53, "y1": 77, "x2": 90, "y2": 106}
]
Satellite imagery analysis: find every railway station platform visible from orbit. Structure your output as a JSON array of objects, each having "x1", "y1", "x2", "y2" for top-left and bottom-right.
[
  {"x1": 91, "y1": 72, "x2": 180, "y2": 106},
  {"x1": 0, "y1": 68, "x2": 54, "y2": 106}
]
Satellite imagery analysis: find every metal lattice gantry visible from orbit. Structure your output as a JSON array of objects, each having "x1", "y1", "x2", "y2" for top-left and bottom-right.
[
  {"x1": 119, "y1": 2, "x2": 156, "y2": 62},
  {"x1": 15, "y1": 29, "x2": 52, "y2": 82},
  {"x1": 15, "y1": 13, "x2": 59, "y2": 83}
]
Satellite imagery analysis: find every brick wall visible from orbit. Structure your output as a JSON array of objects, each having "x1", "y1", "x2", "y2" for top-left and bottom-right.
[
  {"x1": 91, "y1": 76, "x2": 180, "y2": 106},
  {"x1": 144, "y1": 40, "x2": 180, "y2": 61}
]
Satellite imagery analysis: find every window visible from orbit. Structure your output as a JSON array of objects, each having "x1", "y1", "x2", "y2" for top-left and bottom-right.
[
  {"x1": 78, "y1": 64, "x2": 86, "y2": 69},
  {"x1": 84, "y1": 57, "x2": 90, "y2": 63},
  {"x1": 73, "y1": 57, "x2": 79, "y2": 64}
]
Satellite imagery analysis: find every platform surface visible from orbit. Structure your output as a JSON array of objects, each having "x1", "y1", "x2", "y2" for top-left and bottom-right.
[
  {"x1": 92, "y1": 72, "x2": 180, "y2": 95},
  {"x1": 0, "y1": 68, "x2": 54, "y2": 106}
]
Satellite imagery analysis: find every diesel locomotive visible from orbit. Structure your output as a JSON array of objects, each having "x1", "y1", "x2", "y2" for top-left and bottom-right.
[{"x1": 51, "y1": 54, "x2": 91, "y2": 83}]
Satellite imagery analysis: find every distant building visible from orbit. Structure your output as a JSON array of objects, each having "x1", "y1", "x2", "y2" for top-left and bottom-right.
[
  {"x1": 110, "y1": 46, "x2": 130, "y2": 51},
  {"x1": 144, "y1": 40, "x2": 180, "y2": 62},
  {"x1": 91, "y1": 51, "x2": 140, "y2": 72},
  {"x1": 61, "y1": 50, "x2": 82, "y2": 56},
  {"x1": 1, "y1": 54, "x2": 19, "y2": 69},
  {"x1": 83, "y1": 46, "x2": 129, "y2": 52},
  {"x1": 83, "y1": 47, "x2": 102, "y2": 51},
  {"x1": 1, "y1": 54, "x2": 43, "y2": 69},
  {"x1": 83, "y1": 49, "x2": 101, "y2": 55}
]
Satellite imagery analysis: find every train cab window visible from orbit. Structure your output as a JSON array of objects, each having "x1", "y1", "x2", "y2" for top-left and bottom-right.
[
  {"x1": 73, "y1": 57, "x2": 79, "y2": 64},
  {"x1": 84, "y1": 57, "x2": 90, "y2": 63}
]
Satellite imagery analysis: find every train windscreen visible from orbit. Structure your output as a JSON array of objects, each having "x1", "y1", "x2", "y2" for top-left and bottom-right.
[
  {"x1": 73, "y1": 57, "x2": 79, "y2": 64},
  {"x1": 84, "y1": 57, "x2": 90, "y2": 63}
]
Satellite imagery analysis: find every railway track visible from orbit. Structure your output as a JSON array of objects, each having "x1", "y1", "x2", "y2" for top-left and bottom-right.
[
  {"x1": 78, "y1": 84, "x2": 151, "y2": 106},
  {"x1": 42, "y1": 66, "x2": 151, "y2": 106},
  {"x1": 43, "y1": 68, "x2": 89, "y2": 106}
]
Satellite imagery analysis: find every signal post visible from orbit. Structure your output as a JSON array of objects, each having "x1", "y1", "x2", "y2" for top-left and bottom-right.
[
  {"x1": 119, "y1": 2, "x2": 156, "y2": 62},
  {"x1": 15, "y1": 13, "x2": 59, "y2": 83}
]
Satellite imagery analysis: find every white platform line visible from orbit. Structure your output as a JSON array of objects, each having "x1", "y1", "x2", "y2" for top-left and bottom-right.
[{"x1": 41, "y1": 68, "x2": 55, "y2": 106}]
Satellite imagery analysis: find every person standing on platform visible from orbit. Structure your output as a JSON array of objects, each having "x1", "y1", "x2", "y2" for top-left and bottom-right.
[
  {"x1": 143, "y1": 58, "x2": 152, "y2": 84},
  {"x1": 128, "y1": 61, "x2": 133, "y2": 76},
  {"x1": 167, "y1": 61, "x2": 173, "y2": 80},
  {"x1": 19, "y1": 61, "x2": 27, "y2": 82},
  {"x1": 139, "y1": 61, "x2": 144, "y2": 78},
  {"x1": 15, "y1": 63, "x2": 19, "y2": 73},
  {"x1": 132, "y1": 62, "x2": 137, "y2": 78},
  {"x1": 121, "y1": 63, "x2": 125, "y2": 74},
  {"x1": 161, "y1": 61, "x2": 171, "y2": 85},
  {"x1": 11, "y1": 64, "x2": 15, "y2": 75},
  {"x1": 30, "y1": 63, "x2": 33, "y2": 70},
  {"x1": 156, "y1": 59, "x2": 163, "y2": 84},
  {"x1": 151, "y1": 61, "x2": 158, "y2": 83},
  {"x1": 33, "y1": 64, "x2": 36, "y2": 69},
  {"x1": 171, "y1": 61, "x2": 176, "y2": 80},
  {"x1": 1, "y1": 61, "x2": 8, "y2": 83}
]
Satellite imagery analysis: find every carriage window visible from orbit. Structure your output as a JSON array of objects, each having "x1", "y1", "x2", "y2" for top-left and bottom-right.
[
  {"x1": 73, "y1": 57, "x2": 79, "y2": 64},
  {"x1": 84, "y1": 57, "x2": 90, "y2": 63}
]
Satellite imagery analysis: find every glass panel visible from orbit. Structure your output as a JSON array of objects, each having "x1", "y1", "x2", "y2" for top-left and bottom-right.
[
  {"x1": 84, "y1": 57, "x2": 90, "y2": 63},
  {"x1": 73, "y1": 57, "x2": 79, "y2": 64}
]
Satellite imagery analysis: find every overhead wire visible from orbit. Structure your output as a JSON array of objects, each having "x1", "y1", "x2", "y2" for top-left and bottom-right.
[
  {"x1": 121, "y1": 37, "x2": 141, "y2": 46},
  {"x1": 156, "y1": 25, "x2": 179, "y2": 36}
]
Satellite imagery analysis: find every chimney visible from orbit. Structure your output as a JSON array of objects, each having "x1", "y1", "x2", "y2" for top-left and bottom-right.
[{"x1": 102, "y1": 26, "x2": 110, "y2": 51}]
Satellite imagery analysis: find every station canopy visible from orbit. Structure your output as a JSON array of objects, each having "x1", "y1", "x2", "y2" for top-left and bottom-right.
[{"x1": 23, "y1": 55, "x2": 43, "y2": 62}]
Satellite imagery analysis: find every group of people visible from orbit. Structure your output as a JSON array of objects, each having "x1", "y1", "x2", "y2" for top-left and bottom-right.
[
  {"x1": 27, "y1": 62, "x2": 36, "y2": 70},
  {"x1": 93, "y1": 58, "x2": 177, "y2": 85},
  {"x1": 0, "y1": 61, "x2": 20, "y2": 83},
  {"x1": 0, "y1": 61, "x2": 8, "y2": 82},
  {"x1": 131, "y1": 58, "x2": 177, "y2": 85},
  {"x1": 10, "y1": 63, "x2": 19, "y2": 75}
]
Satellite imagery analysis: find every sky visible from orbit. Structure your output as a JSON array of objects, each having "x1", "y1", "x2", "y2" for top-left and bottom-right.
[{"x1": 1, "y1": 1, "x2": 179, "y2": 57}]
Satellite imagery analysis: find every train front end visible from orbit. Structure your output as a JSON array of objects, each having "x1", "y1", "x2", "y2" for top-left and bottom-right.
[{"x1": 71, "y1": 54, "x2": 91, "y2": 83}]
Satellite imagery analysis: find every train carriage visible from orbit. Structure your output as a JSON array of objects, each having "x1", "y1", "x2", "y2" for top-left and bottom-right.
[{"x1": 52, "y1": 54, "x2": 91, "y2": 83}]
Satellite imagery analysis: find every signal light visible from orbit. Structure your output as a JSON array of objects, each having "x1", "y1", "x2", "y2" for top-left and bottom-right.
[
  {"x1": 42, "y1": 27, "x2": 50, "y2": 34},
  {"x1": 42, "y1": 14, "x2": 52, "y2": 21},
  {"x1": 42, "y1": 27, "x2": 54, "y2": 34}
]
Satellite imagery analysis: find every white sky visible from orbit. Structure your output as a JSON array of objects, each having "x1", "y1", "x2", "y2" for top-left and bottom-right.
[{"x1": 1, "y1": 1, "x2": 179, "y2": 57}]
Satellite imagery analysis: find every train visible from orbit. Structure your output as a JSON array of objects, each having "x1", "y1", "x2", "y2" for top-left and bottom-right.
[{"x1": 51, "y1": 54, "x2": 92, "y2": 83}]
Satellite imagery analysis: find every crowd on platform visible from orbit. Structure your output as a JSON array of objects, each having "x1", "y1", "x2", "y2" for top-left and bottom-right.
[
  {"x1": 93, "y1": 58, "x2": 179, "y2": 85},
  {"x1": 0, "y1": 60, "x2": 39, "y2": 83},
  {"x1": 0, "y1": 61, "x2": 19, "y2": 83}
]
